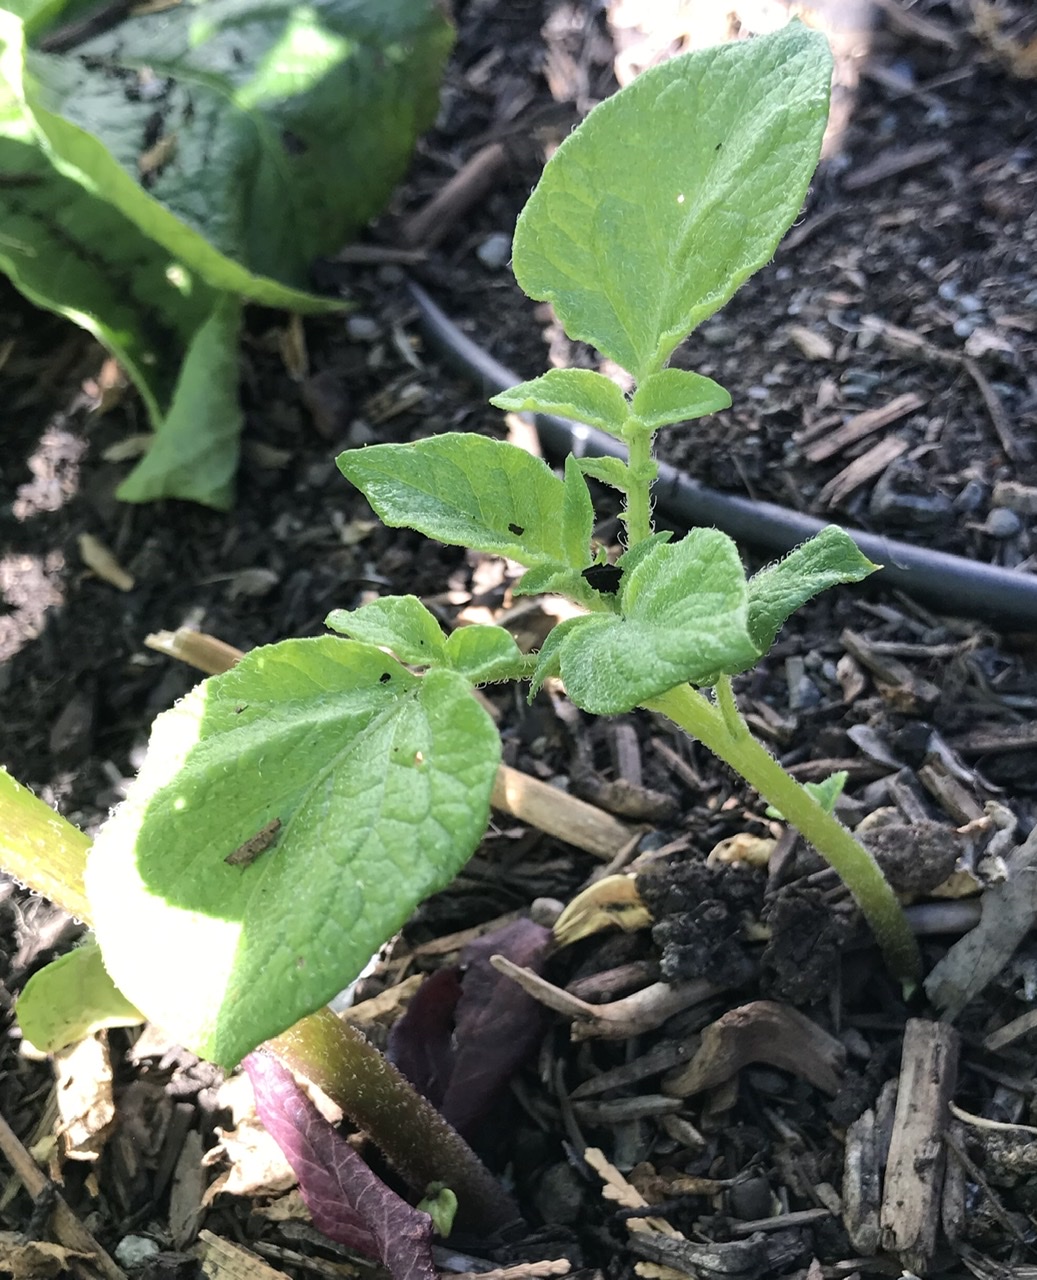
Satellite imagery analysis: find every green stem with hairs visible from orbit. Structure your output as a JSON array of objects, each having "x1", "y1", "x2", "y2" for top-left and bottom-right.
[{"x1": 645, "y1": 682, "x2": 921, "y2": 987}]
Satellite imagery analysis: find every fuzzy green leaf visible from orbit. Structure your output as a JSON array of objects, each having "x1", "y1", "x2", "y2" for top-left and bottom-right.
[
  {"x1": 631, "y1": 368, "x2": 731, "y2": 430},
  {"x1": 747, "y1": 527, "x2": 877, "y2": 654},
  {"x1": 491, "y1": 370, "x2": 629, "y2": 438},
  {"x1": 325, "y1": 597, "x2": 447, "y2": 666},
  {"x1": 338, "y1": 434, "x2": 581, "y2": 570},
  {"x1": 553, "y1": 530, "x2": 759, "y2": 714},
  {"x1": 444, "y1": 625, "x2": 525, "y2": 683},
  {"x1": 577, "y1": 455, "x2": 630, "y2": 492},
  {"x1": 510, "y1": 24, "x2": 832, "y2": 379},
  {"x1": 561, "y1": 455, "x2": 595, "y2": 570},
  {"x1": 17, "y1": 942, "x2": 143, "y2": 1052},
  {"x1": 84, "y1": 637, "x2": 500, "y2": 1068}
]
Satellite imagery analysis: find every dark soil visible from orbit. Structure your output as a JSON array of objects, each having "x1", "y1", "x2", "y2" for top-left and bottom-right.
[{"x1": 3, "y1": 1, "x2": 1037, "y2": 1278}]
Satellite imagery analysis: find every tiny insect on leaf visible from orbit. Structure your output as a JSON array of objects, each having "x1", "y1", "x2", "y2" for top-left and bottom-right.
[{"x1": 225, "y1": 817, "x2": 281, "y2": 868}]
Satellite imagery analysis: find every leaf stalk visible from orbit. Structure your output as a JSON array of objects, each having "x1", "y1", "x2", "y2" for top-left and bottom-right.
[{"x1": 645, "y1": 682, "x2": 922, "y2": 987}]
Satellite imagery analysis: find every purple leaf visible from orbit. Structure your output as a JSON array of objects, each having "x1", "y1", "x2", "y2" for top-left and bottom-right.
[
  {"x1": 387, "y1": 966, "x2": 461, "y2": 1108},
  {"x1": 389, "y1": 919, "x2": 551, "y2": 1142},
  {"x1": 244, "y1": 1051, "x2": 437, "y2": 1280}
]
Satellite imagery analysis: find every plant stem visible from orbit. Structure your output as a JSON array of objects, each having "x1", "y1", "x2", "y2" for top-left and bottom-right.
[
  {"x1": 623, "y1": 425, "x2": 658, "y2": 546},
  {"x1": 270, "y1": 1009, "x2": 517, "y2": 1230},
  {"x1": 646, "y1": 682, "x2": 921, "y2": 986}
]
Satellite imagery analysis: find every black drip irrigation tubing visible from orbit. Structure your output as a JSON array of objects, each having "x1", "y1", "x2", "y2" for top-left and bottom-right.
[{"x1": 408, "y1": 279, "x2": 1037, "y2": 632}]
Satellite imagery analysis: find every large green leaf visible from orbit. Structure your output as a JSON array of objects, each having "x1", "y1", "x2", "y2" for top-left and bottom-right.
[
  {"x1": 338, "y1": 434, "x2": 593, "y2": 572},
  {"x1": 510, "y1": 24, "x2": 832, "y2": 380},
  {"x1": 84, "y1": 637, "x2": 500, "y2": 1067},
  {"x1": 16, "y1": 0, "x2": 452, "y2": 297},
  {"x1": 0, "y1": 100, "x2": 216, "y2": 423}
]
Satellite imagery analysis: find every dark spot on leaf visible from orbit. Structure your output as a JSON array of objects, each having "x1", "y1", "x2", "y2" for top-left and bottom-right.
[
  {"x1": 235, "y1": 704, "x2": 248, "y2": 714},
  {"x1": 715, "y1": 142, "x2": 723, "y2": 151},
  {"x1": 281, "y1": 129, "x2": 307, "y2": 156},
  {"x1": 508, "y1": 523, "x2": 524, "y2": 536},
  {"x1": 232, "y1": 46, "x2": 244, "y2": 64},
  {"x1": 582, "y1": 563, "x2": 623, "y2": 594},
  {"x1": 379, "y1": 672, "x2": 392, "y2": 683}
]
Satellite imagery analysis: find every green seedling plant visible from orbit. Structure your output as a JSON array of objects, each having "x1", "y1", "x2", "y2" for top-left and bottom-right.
[{"x1": 5, "y1": 21, "x2": 920, "y2": 1179}]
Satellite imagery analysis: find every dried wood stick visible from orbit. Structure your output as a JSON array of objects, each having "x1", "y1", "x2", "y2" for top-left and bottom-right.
[{"x1": 879, "y1": 1018, "x2": 960, "y2": 1274}]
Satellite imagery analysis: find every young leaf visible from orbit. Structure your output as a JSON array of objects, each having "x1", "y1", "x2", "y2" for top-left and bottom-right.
[
  {"x1": 245, "y1": 1051, "x2": 438, "y2": 1280},
  {"x1": 747, "y1": 526, "x2": 877, "y2": 654},
  {"x1": 766, "y1": 770, "x2": 847, "y2": 820},
  {"x1": 551, "y1": 530, "x2": 760, "y2": 714},
  {"x1": 631, "y1": 368, "x2": 732, "y2": 431},
  {"x1": 17, "y1": 941, "x2": 143, "y2": 1053},
  {"x1": 491, "y1": 369, "x2": 629, "y2": 438},
  {"x1": 338, "y1": 434, "x2": 581, "y2": 570},
  {"x1": 326, "y1": 597, "x2": 447, "y2": 666},
  {"x1": 388, "y1": 919, "x2": 551, "y2": 1145},
  {"x1": 444, "y1": 625, "x2": 525, "y2": 684},
  {"x1": 562, "y1": 454, "x2": 595, "y2": 569},
  {"x1": 577, "y1": 455, "x2": 630, "y2": 492},
  {"x1": 510, "y1": 24, "x2": 832, "y2": 379},
  {"x1": 84, "y1": 637, "x2": 501, "y2": 1068}
]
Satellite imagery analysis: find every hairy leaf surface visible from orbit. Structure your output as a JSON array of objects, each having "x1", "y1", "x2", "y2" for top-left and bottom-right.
[
  {"x1": 511, "y1": 24, "x2": 831, "y2": 379},
  {"x1": 85, "y1": 637, "x2": 500, "y2": 1067}
]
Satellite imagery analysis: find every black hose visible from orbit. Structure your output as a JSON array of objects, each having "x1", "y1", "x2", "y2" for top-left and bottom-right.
[{"x1": 409, "y1": 280, "x2": 1037, "y2": 632}]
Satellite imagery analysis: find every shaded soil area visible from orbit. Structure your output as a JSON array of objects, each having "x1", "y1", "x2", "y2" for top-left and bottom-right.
[{"x1": 3, "y1": 2, "x2": 1037, "y2": 1279}]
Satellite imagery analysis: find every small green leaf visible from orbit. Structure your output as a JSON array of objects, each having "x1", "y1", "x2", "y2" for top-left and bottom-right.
[
  {"x1": 444, "y1": 625, "x2": 525, "y2": 683},
  {"x1": 552, "y1": 530, "x2": 759, "y2": 714},
  {"x1": 491, "y1": 370, "x2": 629, "y2": 438},
  {"x1": 632, "y1": 369, "x2": 731, "y2": 430},
  {"x1": 747, "y1": 526, "x2": 877, "y2": 654},
  {"x1": 512, "y1": 565, "x2": 588, "y2": 600},
  {"x1": 561, "y1": 455, "x2": 595, "y2": 570},
  {"x1": 577, "y1": 455, "x2": 630, "y2": 492},
  {"x1": 84, "y1": 637, "x2": 501, "y2": 1067},
  {"x1": 511, "y1": 24, "x2": 832, "y2": 379},
  {"x1": 766, "y1": 770, "x2": 847, "y2": 820},
  {"x1": 529, "y1": 616, "x2": 587, "y2": 700},
  {"x1": 338, "y1": 434, "x2": 578, "y2": 570},
  {"x1": 17, "y1": 941, "x2": 143, "y2": 1053},
  {"x1": 326, "y1": 596, "x2": 446, "y2": 665}
]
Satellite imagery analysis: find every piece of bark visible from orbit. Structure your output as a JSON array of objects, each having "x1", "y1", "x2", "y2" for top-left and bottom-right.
[
  {"x1": 842, "y1": 1107, "x2": 881, "y2": 1255},
  {"x1": 840, "y1": 629, "x2": 942, "y2": 713},
  {"x1": 925, "y1": 822, "x2": 1037, "y2": 1017},
  {"x1": 661, "y1": 1001, "x2": 845, "y2": 1098},
  {"x1": 398, "y1": 143, "x2": 508, "y2": 250},
  {"x1": 801, "y1": 392, "x2": 925, "y2": 462},
  {"x1": 879, "y1": 1019, "x2": 960, "y2": 1274},
  {"x1": 818, "y1": 436, "x2": 909, "y2": 509}
]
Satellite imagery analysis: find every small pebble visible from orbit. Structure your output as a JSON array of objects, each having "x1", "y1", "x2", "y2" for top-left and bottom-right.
[
  {"x1": 983, "y1": 507, "x2": 1022, "y2": 539},
  {"x1": 476, "y1": 232, "x2": 512, "y2": 270},
  {"x1": 115, "y1": 1236, "x2": 161, "y2": 1268},
  {"x1": 953, "y1": 478, "x2": 986, "y2": 514},
  {"x1": 345, "y1": 315, "x2": 379, "y2": 343}
]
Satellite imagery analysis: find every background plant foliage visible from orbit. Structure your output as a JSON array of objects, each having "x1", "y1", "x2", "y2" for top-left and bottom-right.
[{"x1": 0, "y1": 0, "x2": 452, "y2": 506}]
